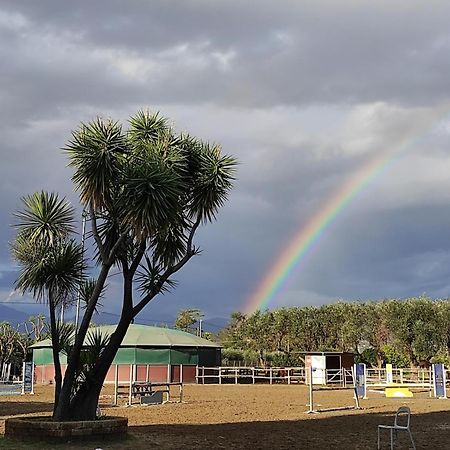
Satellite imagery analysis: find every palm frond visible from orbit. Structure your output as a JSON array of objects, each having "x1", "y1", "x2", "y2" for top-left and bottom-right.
[
  {"x1": 137, "y1": 255, "x2": 178, "y2": 296},
  {"x1": 79, "y1": 278, "x2": 105, "y2": 313},
  {"x1": 150, "y1": 213, "x2": 190, "y2": 266},
  {"x1": 14, "y1": 239, "x2": 86, "y2": 305},
  {"x1": 71, "y1": 329, "x2": 111, "y2": 398},
  {"x1": 119, "y1": 154, "x2": 183, "y2": 238},
  {"x1": 84, "y1": 328, "x2": 111, "y2": 364},
  {"x1": 56, "y1": 321, "x2": 75, "y2": 354},
  {"x1": 13, "y1": 191, "x2": 75, "y2": 246},
  {"x1": 65, "y1": 118, "x2": 127, "y2": 209},
  {"x1": 187, "y1": 143, "x2": 237, "y2": 222},
  {"x1": 128, "y1": 110, "x2": 170, "y2": 146}
]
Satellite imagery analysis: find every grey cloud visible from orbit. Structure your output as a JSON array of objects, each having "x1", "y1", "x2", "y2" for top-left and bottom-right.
[
  {"x1": 1, "y1": 1, "x2": 450, "y2": 319},
  {"x1": 292, "y1": 203, "x2": 450, "y2": 300},
  {"x1": 2, "y1": 1, "x2": 450, "y2": 111}
]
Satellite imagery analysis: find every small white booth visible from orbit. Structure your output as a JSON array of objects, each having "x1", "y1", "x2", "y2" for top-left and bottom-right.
[{"x1": 304, "y1": 351, "x2": 355, "y2": 385}]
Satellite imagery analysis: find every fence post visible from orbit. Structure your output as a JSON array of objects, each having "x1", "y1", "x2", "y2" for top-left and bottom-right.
[
  {"x1": 128, "y1": 364, "x2": 133, "y2": 406},
  {"x1": 306, "y1": 366, "x2": 317, "y2": 414},
  {"x1": 113, "y1": 364, "x2": 118, "y2": 406},
  {"x1": 219, "y1": 367, "x2": 222, "y2": 384},
  {"x1": 429, "y1": 367, "x2": 433, "y2": 397},
  {"x1": 288, "y1": 368, "x2": 291, "y2": 385},
  {"x1": 21, "y1": 361, "x2": 25, "y2": 395},
  {"x1": 30, "y1": 363, "x2": 34, "y2": 395},
  {"x1": 235, "y1": 367, "x2": 238, "y2": 384}
]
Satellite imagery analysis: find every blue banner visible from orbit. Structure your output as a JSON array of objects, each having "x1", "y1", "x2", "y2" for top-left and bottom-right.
[
  {"x1": 355, "y1": 363, "x2": 366, "y2": 398},
  {"x1": 433, "y1": 363, "x2": 447, "y2": 399},
  {"x1": 23, "y1": 362, "x2": 33, "y2": 394}
]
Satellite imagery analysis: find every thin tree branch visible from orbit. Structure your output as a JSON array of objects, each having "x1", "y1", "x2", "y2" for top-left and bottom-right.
[
  {"x1": 106, "y1": 232, "x2": 128, "y2": 265},
  {"x1": 130, "y1": 240, "x2": 146, "y2": 276},
  {"x1": 119, "y1": 256, "x2": 133, "y2": 314},
  {"x1": 186, "y1": 217, "x2": 201, "y2": 252},
  {"x1": 132, "y1": 217, "x2": 201, "y2": 317},
  {"x1": 89, "y1": 203, "x2": 107, "y2": 263}
]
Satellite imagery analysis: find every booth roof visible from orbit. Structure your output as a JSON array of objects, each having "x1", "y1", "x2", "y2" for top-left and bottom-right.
[{"x1": 31, "y1": 324, "x2": 221, "y2": 349}]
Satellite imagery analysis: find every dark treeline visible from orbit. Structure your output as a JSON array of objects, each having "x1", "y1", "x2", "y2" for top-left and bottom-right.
[{"x1": 219, "y1": 296, "x2": 450, "y2": 368}]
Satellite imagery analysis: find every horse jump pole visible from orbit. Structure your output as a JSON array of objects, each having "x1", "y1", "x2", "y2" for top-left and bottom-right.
[{"x1": 306, "y1": 365, "x2": 318, "y2": 414}]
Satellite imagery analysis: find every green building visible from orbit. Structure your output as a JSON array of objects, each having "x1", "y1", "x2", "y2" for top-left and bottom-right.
[{"x1": 32, "y1": 324, "x2": 221, "y2": 384}]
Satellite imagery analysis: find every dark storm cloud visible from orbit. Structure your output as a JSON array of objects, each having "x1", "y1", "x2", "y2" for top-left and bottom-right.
[
  {"x1": 2, "y1": 1, "x2": 450, "y2": 318},
  {"x1": 297, "y1": 202, "x2": 450, "y2": 300},
  {"x1": 2, "y1": 1, "x2": 450, "y2": 111}
]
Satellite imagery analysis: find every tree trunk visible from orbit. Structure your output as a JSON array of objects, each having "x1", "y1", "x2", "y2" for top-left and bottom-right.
[
  {"x1": 54, "y1": 264, "x2": 111, "y2": 420},
  {"x1": 48, "y1": 292, "x2": 62, "y2": 417},
  {"x1": 58, "y1": 314, "x2": 132, "y2": 420}
]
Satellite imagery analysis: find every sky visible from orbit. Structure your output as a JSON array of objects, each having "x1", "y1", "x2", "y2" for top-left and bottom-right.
[{"x1": 2, "y1": 1, "x2": 450, "y2": 325}]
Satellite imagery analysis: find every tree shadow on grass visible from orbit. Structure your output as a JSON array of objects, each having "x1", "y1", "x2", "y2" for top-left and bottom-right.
[
  {"x1": 1, "y1": 392, "x2": 450, "y2": 450},
  {"x1": 0, "y1": 400, "x2": 53, "y2": 417},
  {"x1": 0, "y1": 409, "x2": 449, "y2": 449},
  {"x1": 125, "y1": 409, "x2": 450, "y2": 450}
]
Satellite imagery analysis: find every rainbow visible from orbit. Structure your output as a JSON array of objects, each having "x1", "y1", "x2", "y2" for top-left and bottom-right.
[{"x1": 244, "y1": 109, "x2": 448, "y2": 314}]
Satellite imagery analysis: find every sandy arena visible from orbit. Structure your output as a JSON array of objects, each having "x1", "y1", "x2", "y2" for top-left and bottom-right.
[{"x1": 1, "y1": 384, "x2": 450, "y2": 449}]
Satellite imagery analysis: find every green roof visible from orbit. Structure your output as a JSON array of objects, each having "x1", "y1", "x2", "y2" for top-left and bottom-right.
[{"x1": 31, "y1": 324, "x2": 220, "y2": 349}]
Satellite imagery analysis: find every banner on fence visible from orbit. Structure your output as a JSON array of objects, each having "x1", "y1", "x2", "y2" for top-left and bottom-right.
[
  {"x1": 433, "y1": 363, "x2": 447, "y2": 399},
  {"x1": 354, "y1": 363, "x2": 366, "y2": 398},
  {"x1": 22, "y1": 362, "x2": 34, "y2": 394}
]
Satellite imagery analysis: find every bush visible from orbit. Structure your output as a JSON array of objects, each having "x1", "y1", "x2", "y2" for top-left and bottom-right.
[
  {"x1": 221, "y1": 348, "x2": 244, "y2": 365},
  {"x1": 382, "y1": 345, "x2": 409, "y2": 367},
  {"x1": 265, "y1": 351, "x2": 289, "y2": 367},
  {"x1": 430, "y1": 353, "x2": 450, "y2": 368},
  {"x1": 356, "y1": 348, "x2": 378, "y2": 367},
  {"x1": 242, "y1": 349, "x2": 259, "y2": 366}
]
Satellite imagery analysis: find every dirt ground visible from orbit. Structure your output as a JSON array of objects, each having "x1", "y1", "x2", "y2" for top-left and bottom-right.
[{"x1": 1, "y1": 384, "x2": 450, "y2": 449}]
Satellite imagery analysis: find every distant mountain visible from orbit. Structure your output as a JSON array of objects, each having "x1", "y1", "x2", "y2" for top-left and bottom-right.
[
  {"x1": 0, "y1": 304, "x2": 31, "y2": 327},
  {"x1": 88, "y1": 313, "x2": 229, "y2": 334},
  {"x1": 202, "y1": 317, "x2": 229, "y2": 333}
]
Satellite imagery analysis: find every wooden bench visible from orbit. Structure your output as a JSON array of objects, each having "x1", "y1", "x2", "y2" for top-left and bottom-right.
[{"x1": 131, "y1": 382, "x2": 183, "y2": 404}]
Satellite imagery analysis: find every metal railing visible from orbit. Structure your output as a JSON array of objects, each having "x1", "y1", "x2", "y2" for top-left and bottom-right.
[
  {"x1": 196, "y1": 366, "x2": 450, "y2": 387},
  {"x1": 196, "y1": 366, "x2": 306, "y2": 384},
  {"x1": 366, "y1": 368, "x2": 433, "y2": 387}
]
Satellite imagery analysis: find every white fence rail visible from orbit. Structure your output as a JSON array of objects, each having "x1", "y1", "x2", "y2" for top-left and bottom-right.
[
  {"x1": 196, "y1": 366, "x2": 450, "y2": 387},
  {"x1": 196, "y1": 366, "x2": 306, "y2": 385},
  {"x1": 366, "y1": 368, "x2": 433, "y2": 387}
]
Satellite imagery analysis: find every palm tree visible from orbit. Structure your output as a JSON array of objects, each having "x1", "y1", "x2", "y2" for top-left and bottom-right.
[
  {"x1": 12, "y1": 110, "x2": 236, "y2": 421},
  {"x1": 12, "y1": 192, "x2": 85, "y2": 415}
]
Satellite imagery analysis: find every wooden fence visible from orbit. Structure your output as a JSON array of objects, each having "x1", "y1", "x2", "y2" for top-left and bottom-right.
[{"x1": 196, "y1": 366, "x2": 450, "y2": 387}]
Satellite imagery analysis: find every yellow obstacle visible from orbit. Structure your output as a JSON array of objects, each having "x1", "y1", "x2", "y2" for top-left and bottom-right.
[{"x1": 385, "y1": 387, "x2": 413, "y2": 398}]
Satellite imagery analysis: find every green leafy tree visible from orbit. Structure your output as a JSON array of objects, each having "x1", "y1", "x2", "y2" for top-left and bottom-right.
[
  {"x1": 219, "y1": 311, "x2": 248, "y2": 348},
  {"x1": 0, "y1": 323, "x2": 19, "y2": 376},
  {"x1": 22, "y1": 314, "x2": 49, "y2": 341},
  {"x1": 221, "y1": 348, "x2": 244, "y2": 366},
  {"x1": 12, "y1": 110, "x2": 236, "y2": 420},
  {"x1": 382, "y1": 344, "x2": 410, "y2": 368},
  {"x1": 174, "y1": 308, "x2": 203, "y2": 332},
  {"x1": 219, "y1": 298, "x2": 450, "y2": 369}
]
